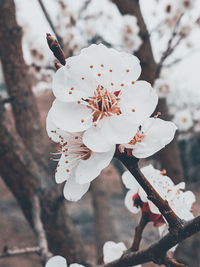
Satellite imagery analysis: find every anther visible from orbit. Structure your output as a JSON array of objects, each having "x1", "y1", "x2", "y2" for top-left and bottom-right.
[
  {"x1": 101, "y1": 64, "x2": 104, "y2": 67},
  {"x1": 71, "y1": 87, "x2": 74, "y2": 90},
  {"x1": 132, "y1": 108, "x2": 135, "y2": 112},
  {"x1": 131, "y1": 81, "x2": 135, "y2": 84},
  {"x1": 75, "y1": 136, "x2": 78, "y2": 139},
  {"x1": 69, "y1": 91, "x2": 72, "y2": 95},
  {"x1": 126, "y1": 69, "x2": 130, "y2": 72},
  {"x1": 66, "y1": 169, "x2": 70, "y2": 172},
  {"x1": 90, "y1": 65, "x2": 93, "y2": 68},
  {"x1": 82, "y1": 77, "x2": 85, "y2": 80},
  {"x1": 81, "y1": 119, "x2": 84, "y2": 123},
  {"x1": 98, "y1": 73, "x2": 101, "y2": 77},
  {"x1": 77, "y1": 100, "x2": 81, "y2": 104},
  {"x1": 111, "y1": 82, "x2": 114, "y2": 86},
  {"x1": 121, "y1": 83, "x2": 124, "y2": 87},
  {"x1": 109, "y1": 69, "x2": 112, "y2": 72}
]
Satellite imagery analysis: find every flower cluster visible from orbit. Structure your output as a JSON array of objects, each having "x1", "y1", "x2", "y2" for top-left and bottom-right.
[
  {"x1": 47, "y1": 43, "x2": 177, "y2": 201},
  {"x1": 122, "y1": 165, "x2": 195, "y2": 228}
]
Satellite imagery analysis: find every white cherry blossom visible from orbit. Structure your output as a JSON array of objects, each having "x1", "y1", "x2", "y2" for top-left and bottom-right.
[
  {"x1": 45, "y1": 255, "x2": 84, "y2": 267},
  {"x1": 122, "y1": 165, "x2": 195, "y2": 218},
  {"x1": 46, "y1": 111, "x2": 115, "y2": 201},
  {"x1": 120, "y1": 117, "x2": 177, "y2": 158},
  {"x1": 121, "y1": 15, "x2": 142, "y2": 52},
  {"x1": 49, "y1": 44, "x2": 158, "y2": 152},
  {"x1": 154, "y1": 77, "x2": 171, "y2": 98},
  {"x1": 103, "y1": 241, "x2": 141, "y2": 267},
  {"x1": 173, "y1": 109, "x2": 193, "y2": 131}
]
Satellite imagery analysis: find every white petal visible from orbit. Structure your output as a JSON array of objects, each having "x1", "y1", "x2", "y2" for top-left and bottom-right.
[
  {"x1": 83, "y1": 115, "x2": 138, "y2": 152},
  {"x1": 55, "y1": 154, "x2": 72, "y2": 184},
  {"x1": 63, "y1": 173, "x2": 90, "y2": 202},
  {"x1": 120, "y1": 81, "x2": 158, "y2": 120},
  {"x1": 132, "y1": 118, "x2": 177, "y2": 158},
  {"x1": 52, "y1": 59, "x2": 97, "y2": 102},
  {"x1": 46, "y1": 110, "x2": 72, "y2": 143},
  {"x1": 50, "y1": 99, "x2": 93, "y2": 132},
  {"x1": 45, "y1": 256, "x2": 67, "y2": 267},
  {"x1": 124, "y1": 190, "x2": 140, "y2": 214},
  {"x1": 80, "y1": 44, "x2": 141, "y2": 89},
  {"x1": 103, "y1": 241, "x2": 127, "y2": 264},
  {"x1": 75, "y1": 147, "x2": 115, "y2": 184},
  {"x1": 122, "y1": 171, "x2": 140, "y2": 190}
]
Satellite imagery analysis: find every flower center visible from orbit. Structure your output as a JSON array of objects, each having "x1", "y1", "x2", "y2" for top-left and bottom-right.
[{"x1": 84, "y1": 85, "x2": 121, "y2": 123}]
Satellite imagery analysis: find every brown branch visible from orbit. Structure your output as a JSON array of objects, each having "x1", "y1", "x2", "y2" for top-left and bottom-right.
[
  {"x1": 130, "y1": 213, "x2": 149, "y2": 251},
  {"x1": 115, "y1": 153, "x2": 184, "y2": 233},
  {"x1": 102, "y1": 216, "x2": 200, "y2": 267},
  {"x1": 38, "y1": 0, "x2": 63, "y2": 47},
  {"x1": 46, "y1": 33, "x2": 66, "y2": 65},
  {"x1": 0, "y1": 246, "x2": 40, "y2": 259},
  {"x1": 32, "y1": 195, "x2": 52, "y2": 264}
]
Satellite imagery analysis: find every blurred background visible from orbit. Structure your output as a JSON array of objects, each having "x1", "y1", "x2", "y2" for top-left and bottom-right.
[{"x1": 0, "y1": 0, "x2": 200, "y2": 266}]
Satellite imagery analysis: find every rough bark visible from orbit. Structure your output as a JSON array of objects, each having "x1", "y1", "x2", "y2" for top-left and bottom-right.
[{"x1": 113, "y1": 0, "x2": 184, "y2": 183}]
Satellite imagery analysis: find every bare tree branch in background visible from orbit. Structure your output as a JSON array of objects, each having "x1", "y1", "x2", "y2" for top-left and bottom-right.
[
  {"x1": 113, "y1": 0, "x2": 184, "y2": 184},
  {"x1": 38, "y1": 0, "x2": 64, "y2": 47},
  {"x1": 0, "y1": 246, "x2": 40, "y2": 259}
]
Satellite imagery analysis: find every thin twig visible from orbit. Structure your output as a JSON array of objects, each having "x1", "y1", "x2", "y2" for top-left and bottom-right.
[
  {"x1": 46, "y1": 33, "x2": 66, "y2": 65},
  {"x1": 115, "y1": 153, "x2": 184, "y2": 233},
  {"x1": 155, "y1": 13, "x2": 184, "y2": 79},
  {"x1": 32, "y1": 195, "x2": 52, "y2": 264},
  {"x1": 38, "y1": 0, "x2": 63, "y2": 47},
  {"x1": 131, "y1": 213, "x2": 149, "y2": 251},
  {"x1": 0, "y1": 246, "x2": 40, "y2": 259}
]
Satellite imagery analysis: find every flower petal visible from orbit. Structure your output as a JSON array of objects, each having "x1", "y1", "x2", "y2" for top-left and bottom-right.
[
  {"x1": 103, "y1": 241, "x2": 127, "y2": 264},
  {"x1": 132, "y1": 118, "x2": 177, "y2": 158},
  {"x1": 75, "y1": 147, "x2": 115, "y2": 184},
  {"x1": 124, "y1": 190, "x2": 140, "y2": 214},
  {"x1": 50, "y1": 99, "x2": 93, "y2": 132},
  {"x1": 122, "y1": 171, "x2": 140, "y2": 190},
  {"x1": 45, "y1": 256, "x2": 67, "y2": 267},
  {"x1": 120, "y1": 81, "x2": 158, "y2": 120},
  {"x1": 83, "y1": 115, "x2": 138, "y2": 152},
  {"x1": 46, "y1": 109, "x2": 72, "y2": 143},
  {"x1": 55, "y1": 154, "x2": 72, "y2": 184},
  {"x1": 63, "y1": 172, "x2": 90, "y2": 202}
]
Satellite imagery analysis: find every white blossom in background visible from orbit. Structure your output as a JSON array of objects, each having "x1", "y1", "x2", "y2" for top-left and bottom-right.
[
  {"x1": 46, "y1": 111, "x2": 115, "y2": 201},
  {"x1": 45, "y1": 255, "x2": 84, "y2": 267},
  {"x1": 120, "y1": 117, "x2": 177, "y2": 158},
  {"x1": 173, "y1": 109, "x2": 193, "y2": 131},
  {"x1": 154, "y1": 77, "x2": 171, "y2": 98},
  {"x1": 55, "y1": 0, "x2": 142, "y2": 53},
  {"x1": 103, "y1": 241, "x2": 141, "y2": 267},
  {"x1": 49, "y1": 44, "x2": 158, "y2": 153},
  {"x1": 121, "y1": 15, "x2": 142, "y2": 52},
  {"x1": 122, "y1": 165, "x2": 195, "y2": 222}
]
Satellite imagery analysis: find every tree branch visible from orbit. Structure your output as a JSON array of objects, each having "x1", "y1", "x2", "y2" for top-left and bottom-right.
[
  {"x1": 38, "y1": 0, "x2": 63, "y2": 47},
  {"x1": 0, "y1": 246, "x2": 40, "y2": 259},
  {"x1": 32, "y1": 195, "x2": 52, "y2": 264},
  {"x1": 130, "y1": 213, "x2": 149, "y2": 251}
]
